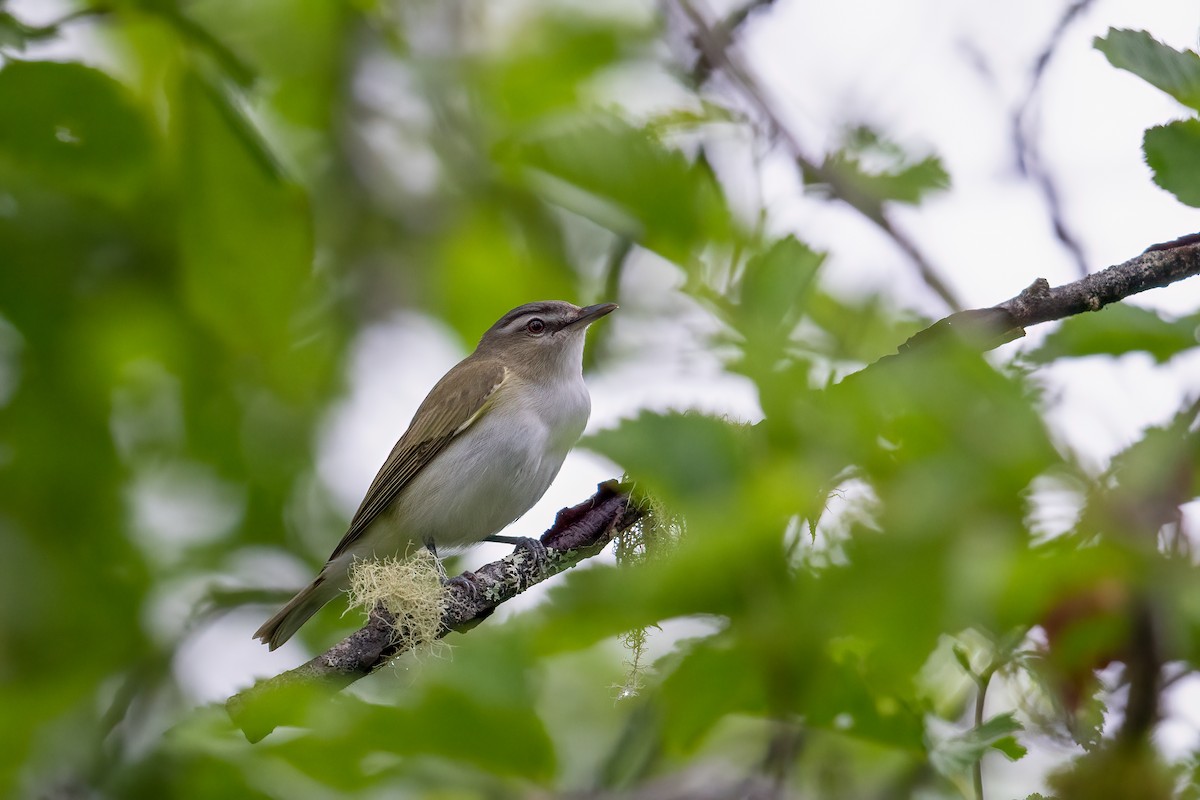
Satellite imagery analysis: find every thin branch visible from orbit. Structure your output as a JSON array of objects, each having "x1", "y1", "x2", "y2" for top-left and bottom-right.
[
  {"x1": 227, "y1": 480, "x2": 644, "y2": 742},
  {"x1": 1118, "y1": 597, "x2": 1160, "y2": 747},
  {"x1": 1011, "y1": 0, "x2": 1098, "y2": 278},
  {"x1": 972, "y1": 665, "x2": 997, "y2": 800},
  {"x1": 893, "y1": 234, "x2": 1200, "y2": 354},
  {"x1": 676, "y1": 0, "x2": 965, "y2": 312}
]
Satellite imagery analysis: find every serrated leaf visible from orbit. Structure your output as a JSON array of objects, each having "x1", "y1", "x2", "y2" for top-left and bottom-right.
[
  {"x1": 1096, "y1": 28, "x2": 1200, "y2": 111},
  {"x1": 1027, "y1": 302, "x2": 1200, "y2": 363},
  {"x1": 1144, "y1": 119, "x2": 1200, "y2": 207},
  {"x1": 736, "y1": 236, "x2": 824, "y2": 367}
]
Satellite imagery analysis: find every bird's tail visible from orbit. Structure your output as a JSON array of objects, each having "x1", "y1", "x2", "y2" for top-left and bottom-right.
[{"x1": 254, "y1": 572, "x2": 342, "y2": 651}]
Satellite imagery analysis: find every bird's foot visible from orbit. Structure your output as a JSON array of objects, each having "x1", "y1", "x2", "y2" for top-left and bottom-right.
[
  {"x1": 442, "y1": 570, "x2": 481, "y2": 601},
  {"x1": 486, "y1": 535, "x2": 549, "y2": 571}
]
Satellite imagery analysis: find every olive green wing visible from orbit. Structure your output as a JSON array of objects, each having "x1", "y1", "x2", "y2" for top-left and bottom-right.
[{"x1": 327, "y1": 359, "x2": 509, "y2": 561}]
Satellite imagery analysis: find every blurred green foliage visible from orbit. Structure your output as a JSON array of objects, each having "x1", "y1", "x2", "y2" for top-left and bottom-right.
[
  {"x1": 1, "y1": 3, "x2": 1200, "y2": 800},
  {"x1": 1028, "y1": 303, "x2": 1200, "y2": 363}
]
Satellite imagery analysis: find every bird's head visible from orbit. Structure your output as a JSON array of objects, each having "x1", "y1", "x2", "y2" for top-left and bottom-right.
[{"x1": 477, "y1": 300, "x2": 617, "y2": 378}]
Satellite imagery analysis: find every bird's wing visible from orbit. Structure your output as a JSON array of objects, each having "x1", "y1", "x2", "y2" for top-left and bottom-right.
[{"x1": 327, "y1": 358, "x2": 509, "y2": 561}]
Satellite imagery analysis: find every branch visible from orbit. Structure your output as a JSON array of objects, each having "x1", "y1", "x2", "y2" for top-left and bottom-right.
[
  {"x1": 227, "y1": 480, "x2": 645, "y2": 742},
  {"x1": 895, "y1": 234, "x2": 1200, "y2": 353},
  {"x1": 1010, "y1": 0, "x2": 1099, "y2": 278}
]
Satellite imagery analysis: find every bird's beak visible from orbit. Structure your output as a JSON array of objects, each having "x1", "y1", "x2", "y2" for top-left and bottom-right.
[{"x1": 568, "y1": 302, "x2": 618, "y2": 328}]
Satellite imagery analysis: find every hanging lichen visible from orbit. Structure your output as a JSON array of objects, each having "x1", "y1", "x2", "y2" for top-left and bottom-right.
[
  {"x1": 345, "y1": 547, "x2": 449, "y2": 656},
  {"x1": 613, "y1": 485, "x2": 685, "y2": 699}
]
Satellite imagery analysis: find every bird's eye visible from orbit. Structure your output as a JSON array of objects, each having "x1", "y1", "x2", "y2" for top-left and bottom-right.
[{"x1": 526, "y1": 318, "x2": 546, "y2": 335}]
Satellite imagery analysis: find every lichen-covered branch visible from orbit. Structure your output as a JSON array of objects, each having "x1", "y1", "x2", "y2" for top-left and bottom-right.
[{"x1": 227, "y1": 480, "x2": 644, "y2": 742}]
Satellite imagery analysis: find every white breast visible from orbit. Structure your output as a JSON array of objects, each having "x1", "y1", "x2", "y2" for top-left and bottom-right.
[{"x1": 354, "y1": 373, "x2": 591, "y2": 557}]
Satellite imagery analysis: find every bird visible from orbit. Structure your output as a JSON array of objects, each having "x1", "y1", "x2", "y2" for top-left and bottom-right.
[{"x1": 254, "y1": 300, "x2": 617, "y2": 650}]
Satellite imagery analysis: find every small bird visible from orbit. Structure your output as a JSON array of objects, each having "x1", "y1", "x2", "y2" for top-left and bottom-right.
[{"x1": 255, "y1": 300, "x2": 617, "y2": 650}]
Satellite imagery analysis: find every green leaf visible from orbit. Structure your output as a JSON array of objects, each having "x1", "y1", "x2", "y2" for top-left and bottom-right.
[
  {"x1": 175, "y1": 70, "x2": 312, "y2": 361},
  {"x1": 930, "y1": 712, "x2": 1027, "y2": 779},
  {"x1": 656, "y1": 639, "x2": 767, "y2": 751},
  {"x1": 1027, "y1": 303, "x2": 1200, "y2": 363},
  {"x1": 1096, "y1": 28, "x2": 1200, "y2": 111},
  {"x1": 735, "y1": 236, "x2": 824, "y2": 368},
  {"x1": 478, "y1": 13, "x2": 646, "y2": 125},
  {"x1": 0, "y1": 61, "x2": 156, "y2": 199},
  {"x1": 952, "y1": 645, "x2": 975, "y2": 676},
  {"x1": 582, "y1": 411, "x2": 757, "y2": 510},
  {"x1": 507, "y1": 117, "x2": 734, "y2": 261},
  {"x1": 815, "y1": 126, "x2": 949, "y2": 205},
  {"x1": 0, "y1": 12, "x2": 30, "y2": 50},
  {"x1": 1144, "y1": 119, "x2": 1200, "y2": 207},
  {"x1": 805, "y1": 292, "x2": 928, "y2": 364}
]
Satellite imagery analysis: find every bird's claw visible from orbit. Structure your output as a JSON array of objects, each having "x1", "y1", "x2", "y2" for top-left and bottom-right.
[
  {"x1": 443, "y1": 571, "x2": 481, "y2": 601},
  {"x1": 509, "y1": 536, "x2": 549, "y2": 571}
]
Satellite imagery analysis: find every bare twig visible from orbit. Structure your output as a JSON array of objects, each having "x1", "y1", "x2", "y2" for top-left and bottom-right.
[
  {"x1": 1011, "y1": 0, "x2": 1099, "y2": 277},
  {"x1": 227, "y1": 480, "x2": 644, "y2": 741},
  {"x1": 676, "y1": 0, "x2": 965, "y2": 311},
  {"x1": 972, "y1": 664, "x2": 998, "y2": 800}
]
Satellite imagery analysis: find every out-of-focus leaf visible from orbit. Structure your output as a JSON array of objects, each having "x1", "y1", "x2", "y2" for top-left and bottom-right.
[
  {"x1": 477, "y1": 13, "x2": 647, "y2": 125},
  {"x1": 930, "y1": 712, "x2": 1026, "y2": 780},
  {"x1": 150, "y1": 4, "x2": 257, "y2": 87},
  {"x1": 0, "y1": 11, "x2": 31, "y2": 50},
  {"x1": 1027, "y1": 303, "x2": 1200, "y2": 363},
  {"x1": 184, "y1": 0, "x2": 351, "y2": 123},
  {"x1": 1089, "y1": 409, "x2": 1200, "y2": 530},
  {"x1": 507, "y1": 117, "x2": 734, "y2": 261},
  {"x1": 655, "y1": 638, "x2": 767, "y2": 752},
  {"x1": 734, "y1": 236, "x2": 824, "y2": 372},
  {"x1": 0, "y1": 61, "x2": 155, "y2": 199},
  {"x1": 585, "y1": 412, "x2": 753, "y2": 506},
  {"x1": 432, "y1": 204, "x2": 575, "y2": 342},
  {"x1": 175, "y1": 71, "x2": 312, "y2": 363},
  {"x1": 1144, "y1": 119, "x2": 1200, "y2": 207},
  {"x1": 583, "y1": 411, "x2": 757, "y2": 510},
  {"x1": 806, "y1": 292, "x2": 929, "y2": 365},
  {"x1": 1048, "y1": 744, "x2": 1176, "y2": 800},
  {"x1": 645, "y1": 101, "x2": 739, "y2": 135},
  {"x1": 815, "y1": 126, "x2": 949, "y2": 205},
  {"x1": 740, "y1": 237, "x2": 822, "y2": 328},
  {"x1": 267, "y1": 627, "x2": 557, "y2": 783},
  {"x1": 1096, "y1": 28, "x2": 1200, "y2": 111}
]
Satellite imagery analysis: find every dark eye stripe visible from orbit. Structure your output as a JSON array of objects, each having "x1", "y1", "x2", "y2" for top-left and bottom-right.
[{"x1": 495, "y1": 302, "x2": 561, "y2": 329}]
